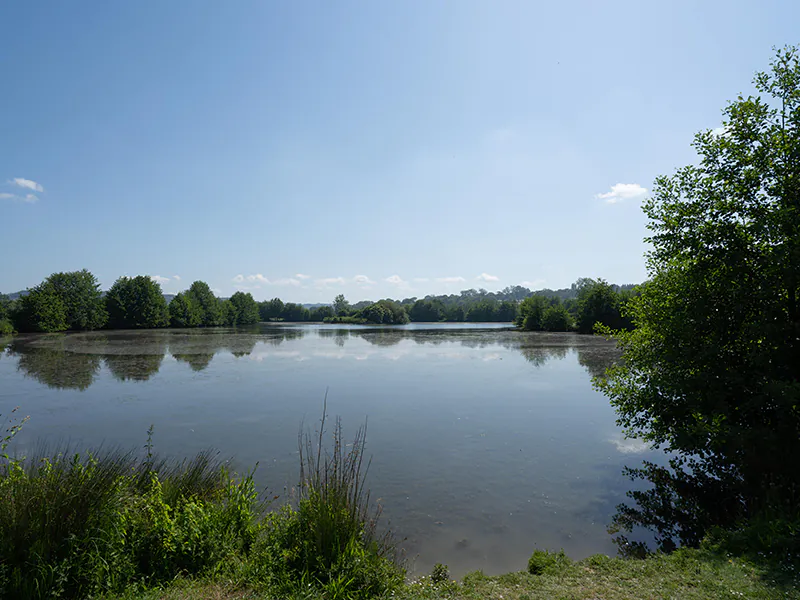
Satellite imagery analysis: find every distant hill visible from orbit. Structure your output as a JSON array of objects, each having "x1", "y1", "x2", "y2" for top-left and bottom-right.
[{"x1": 4, "y1": 290, "x2": 28, "y2": 300}]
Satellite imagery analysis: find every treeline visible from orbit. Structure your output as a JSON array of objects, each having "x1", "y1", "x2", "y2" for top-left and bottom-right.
[
  {"x1": 515, "y1": 279, "x2": 636, "y2": 333},
  {"x1": 1, "y1": 270, "x2": 262, "y2": 333},
  {"x1": 0, "y1": 270, "x2": 639, "y2": 333}
]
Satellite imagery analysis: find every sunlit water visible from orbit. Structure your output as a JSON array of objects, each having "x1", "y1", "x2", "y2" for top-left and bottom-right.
[{"x1": 0, "y1": 323, "x2": 660, "y2": 576}]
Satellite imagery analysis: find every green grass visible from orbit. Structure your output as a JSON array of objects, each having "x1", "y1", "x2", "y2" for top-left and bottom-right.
[
  {"x1": 0, "y1": 409, "x2": 404, "y2": 600},
  {"x1": 98, "y1": 546, "x2": 799, "y2": 599}
]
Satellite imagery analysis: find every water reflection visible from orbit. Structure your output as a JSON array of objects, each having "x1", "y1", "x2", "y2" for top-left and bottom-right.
[
  {"x1": 5, "y1": 326, "x2": 619, "y2": 391},
  {"x1": 8, "y1": 337, "x2": 102, "y2": 390}
]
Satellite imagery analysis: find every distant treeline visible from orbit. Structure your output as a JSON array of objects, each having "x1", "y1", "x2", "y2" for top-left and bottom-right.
[{"x1": 0, "y1": 270, "x2": 638, "y2": 333}]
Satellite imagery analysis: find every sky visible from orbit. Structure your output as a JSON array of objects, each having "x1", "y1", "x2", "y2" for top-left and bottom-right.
[{"x1": 1, "y1": 1, "x2": 797, "y2": 302}]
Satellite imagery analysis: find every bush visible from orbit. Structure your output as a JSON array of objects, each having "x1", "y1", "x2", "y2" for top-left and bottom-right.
[
  {"x1": 0, "y1": 439, "x2": 258, "y2": 599},
  {"x1": 527, "y1": 549, "x2": 569, "y2": 575},
  {"x1": 0, "y1": 319, "x2": 13, "y2": 335},
  {"x1": 247, "y1": 410, "x2": 404, "y2": 598}
]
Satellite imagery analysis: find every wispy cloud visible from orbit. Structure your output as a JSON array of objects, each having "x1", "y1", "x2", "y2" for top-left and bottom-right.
[
  {"x1": 520, "y1": 279, "x2": 546, "y2": 289},
  {"x1": 385, "y1": 275, "x2": 411, "y2": 290},
  {"x1": 596, "y1": 183, "x2": 647, "y2": 204},
  {"x1": 233, "y1": 274, "x2": 305, "y2": 288},
  {"x1": 1, "y1": 191, "x2": 39, "y2": 203},
  {"x1": 10, "y1": 177, "x2": 44, "y2": 193},
  {"x1": 353, "y1": 275, "x2": 375, "y2": 286},
  {"x1": 315, "y1": 277, "x2": 346, "y2": 288},
  {"x1": 295, "y1": 273, "x2": 310, "y2": 280},
  {"x1": 413, "y1": 277, "x2": 430, "y2": 283},
  {"x1": 272, "y1": 277, "x2": 301, "y2": 286},
  {"x1": 172, "y1": 275, "x2": 181, "y2": 281},
  {"x1": 150, "y1": 275, "x2": 171, "y2": 285},
  {"x1": 437, "y1": 276, "x2": 466, "y2": 284},
  {"x1": 476, "y1": 273, "x2": 499, "y2": 282}
]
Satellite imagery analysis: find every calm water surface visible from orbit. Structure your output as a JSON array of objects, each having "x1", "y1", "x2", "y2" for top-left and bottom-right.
[{"x1": 0, "y1": 323, "x2": 657, "y2": 576}]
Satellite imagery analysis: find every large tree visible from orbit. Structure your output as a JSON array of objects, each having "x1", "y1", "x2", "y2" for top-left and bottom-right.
[
  {"x1": 13, "y1": 270, "x2": 106, "y2": 332},
  {"x1": 106, "y1": 276, "x2": 169, "y2": 329},
  {"x1": 228, "y1": 291, "x2": 260, "y2": 325},
  {"x1": 599, "y1": 47, "x2": 800, "y2": 549},
  {"x1": 168, "y1": 293, "x2": 201, "y2": 328},
  {"x1": 185, "y1": 281, "x2": 222, "y2": 327}
]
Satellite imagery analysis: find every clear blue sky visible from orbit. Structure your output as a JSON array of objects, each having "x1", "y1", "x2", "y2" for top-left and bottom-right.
[{"x1": 1, "y1": 1, "x2": 796, "y2": 302}]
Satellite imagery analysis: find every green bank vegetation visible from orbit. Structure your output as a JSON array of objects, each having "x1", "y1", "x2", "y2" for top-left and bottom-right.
[{"x1": 0, "y1": 277, "x2": 637, "y2": 332}]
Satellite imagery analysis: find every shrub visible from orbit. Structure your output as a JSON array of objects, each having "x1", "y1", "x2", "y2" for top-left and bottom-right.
[
  {"x1": 527, "y1": 549, "x2": 569, "y2": 575},
  {"x1": 247, "y1": 409, "x2": 404, "y2": 598},
  {"x1": 0, "y1": 438, "x2": 258, "y2": 599}
]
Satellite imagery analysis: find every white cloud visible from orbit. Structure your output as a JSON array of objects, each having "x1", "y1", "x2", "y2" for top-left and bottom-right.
[
  {"x1": 211, "y1": 288, "x2": 222, "y2": 296},
  {"x1": 295, "y1": 273, "x2": 310, "y2": 280},
  {"x1": 24, "y1": 194, "x2": 38, "y2": 203},
  {"x1": 271, "y1": 277, "x2": 301, "y2": 286},
  {"x1": 232, "y1": 274, "x2": 245, "y2": 283},
  {"x1": 385, "y1": 275, "x2": 406, "y2": 285},
  {"x1": 315, "y1": 277, "x2": 346, "y2": 287},
  {"x1": 596, "y1": 183, "x2": 647, "y2": 204},
  {"x1": 412, "y1": 277, "x2": 430, "y2": 283},
  {"x1": 520, "y1": 279, "x2": 546, "y2": 289},
  {"x1": 437, "y1": 276, "x2": 466, "y2": 284},
  {"x1": 353, "y1": 275, "x2": 375, "y2": 286},
  {"x1": 172, "y1": 275, "x2": 181, "y2": 281},
  {"x1": 10, "y1": 178, "x2": 44, "y2": 193},
  {"x1": 476, "y1": 273, "x2": 499, "y2": 282},
  {"x1": 0, "y1": 193, "x2": 15, "y2": 200},
  {"x1": 151, "y1": 275, "x2": 170, "y2": 284}
]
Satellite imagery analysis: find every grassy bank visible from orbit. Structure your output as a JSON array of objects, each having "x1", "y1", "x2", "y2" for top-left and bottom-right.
[
  {"x1": 2, "y1": 409, "x2": 798, "y2": 599},
  {"x1": 102, "y1": 546, "x2": 798, "y2": 599}
]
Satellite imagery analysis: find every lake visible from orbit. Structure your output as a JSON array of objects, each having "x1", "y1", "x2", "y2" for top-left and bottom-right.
[{"x1": 0, "y1": 323, "x2": 657, "y2": 577}]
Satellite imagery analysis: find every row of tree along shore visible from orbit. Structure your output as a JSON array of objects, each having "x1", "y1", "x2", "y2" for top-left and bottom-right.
[{"x1": 0, "y1": 271, "x2": 637, "y2": 334}]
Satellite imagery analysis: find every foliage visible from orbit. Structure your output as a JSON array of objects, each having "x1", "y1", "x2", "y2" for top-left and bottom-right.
[
  {"x1": 0, "y1": 438, "x2": 258, "y2": 599},
  {"x1": 0, "y1": 319, "x2": 13, "y2": 335},
  {"x1": 13, "y1": 270, "x2": 111, "y2": 332},
  {"x1": 185, "y1": 281, "x2": 223, "y2": 327},
  {"x1": 106, "y1": 276, "x2": 170, "y2": 329},
  {"x1": 228, "y1": 291, "x2": 260, "y2": 326},
  {"x1": 308, "y1": 305, "x2": 334, "y2": 321},
  {"x1": 258, "y1": 298, "x2": 285, "y2": 321},
  {"x1": 429, "y1": 563, "x2": 449, "y2": 584},
  {"x1": 541, "y1": 304, "x2": 572, "y2": 332},
  {"x1": 515, "y1": 295, "x2": 549, "y2": 330},
  {"x1": 332, "y1": 294, "x2": 351, "y2": 317},
  {"x1": 409, "y1": 299, "x2": 444, "y2": 322},
  {"x1": 599, "y1": 46, "x2": 800, "y2": 550},
  {"x1": 246, "y1": 411, "x2": 403, "y2": 599},
  {"x1": 356, "y1": 300, "x2": 410, "y2": 325},
  {"x1": 575, "y1": 279, "x2": 629, "y2": 333},
  {"x1": 168, "y1": 292, "x2": 201, "y2": 328},
  {"x1": 527, "y1": 549, "x2": 569, "y2": 575},
  {"x1": 13, "y1": 282, "x2": 68, "y2": 332}
]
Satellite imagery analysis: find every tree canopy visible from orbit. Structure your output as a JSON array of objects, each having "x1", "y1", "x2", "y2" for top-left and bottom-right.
[
  {"x1": 228, "y1": 291, "x2": 260, "y2": 326},
  {"x1": 106, "y1": 276, "x2": 169, "y2": 329},
  {"x1": 599, "y1": 46, "x2": 800, "y2": 550},
  {"x1": 13, "y1": 270, "x2": 106, "y2": 332}
]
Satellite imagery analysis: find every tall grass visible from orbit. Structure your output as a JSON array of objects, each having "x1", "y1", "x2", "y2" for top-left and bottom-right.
[
  {"x1": 0, "y1": 436, "x2": 259, "y2": 599},
  {"x1": 247, "y1": 403, "x2": 404, "y2": 598},
  {"x1": 0, "y1": 405, "x2": 403, "y2": 599}
]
